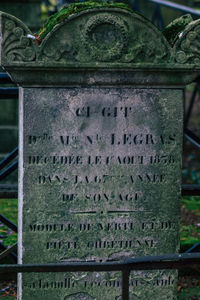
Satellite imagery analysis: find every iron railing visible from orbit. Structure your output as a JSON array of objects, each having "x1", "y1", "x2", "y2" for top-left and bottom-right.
[
  {"x1": 149, "y1": 0, "x2": 200, "y2": 17},
  {"x1": 1, "y1": 253, "x2": 200, "y2": 300}
]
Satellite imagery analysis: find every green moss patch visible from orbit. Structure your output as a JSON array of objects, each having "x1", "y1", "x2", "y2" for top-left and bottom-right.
[{"x1": 36, "y1": 0, "x2": 133, "y2": 42}]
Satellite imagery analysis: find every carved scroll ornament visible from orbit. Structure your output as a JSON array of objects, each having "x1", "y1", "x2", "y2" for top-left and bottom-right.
[
  {"x1": 173, "y1": 19, "x2": 200, "y2": 65},
  {"x1": 0, "y1": 13, "x2": 36, "y2": 64}
]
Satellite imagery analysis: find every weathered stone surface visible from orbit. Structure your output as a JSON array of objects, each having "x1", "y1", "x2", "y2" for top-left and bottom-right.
[
  {"x1": 18, "y1": 87, "x2": 183, "y2": 299},
  {"x1": 0, "y1": 7, "x2": 198, "y2": 300}
]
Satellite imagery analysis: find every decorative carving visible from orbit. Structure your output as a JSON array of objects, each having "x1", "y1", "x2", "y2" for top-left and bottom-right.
[
  {"x1": 122, "y1": 24, "x2": 170, "y2": 64},
  {"x1": 81, "y1": 13, "x2": 128, "y2": 62},
  {"x1": 0, "y1": 9, "x2": 173, "y2": 66},
  {"x1": 173, "y1": 20, "x2": 200, "y2": 65},
  {"x1": 40, "y1": 40, "x2": 74, "y2": 62},
  {"x1": 38, "y1": 9, "x2": 171, "y2": 65},
  {"x1": 1, "y1": 14, "x2": 36, "y2": 63}
]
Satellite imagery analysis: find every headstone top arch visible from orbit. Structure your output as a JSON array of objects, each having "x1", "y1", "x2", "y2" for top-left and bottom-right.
[
  {"x1": 1, "y1": 8, "x2": 200, "y2": 85},
  {"x1": 37, "y1": 8, "x2": 171, "y2": 65},
  {"x1": 0, "y1": 8, "x2": 199, "y2": 67}
]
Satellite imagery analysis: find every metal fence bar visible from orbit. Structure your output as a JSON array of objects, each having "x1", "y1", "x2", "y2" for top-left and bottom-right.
[
  {"x1": 0, "y1": 214, "x2": 18, "y2": 233},
  {"x1": 184, "y1": 84, "x2": 198, "y2": 128},
  {"x1": 0, "y1": 243, "x2": 17, "y2": 263},
  {"x1": 131, "y1": 0, "x2": 140, "y2": 12},
  {"x1": 182, "y1": 184, "x2": 200, "y2": 196},
  {"x1": 0, "y1": 73, "x2": 13, "y2": 84},
  {"x1": 185, "y1": 242, "x2": 200, "y2": 253},
  {"x1": 0, "y1": 147, "x2": 18, "y2": 171},
  {"x1": 122, "y1": 270, "x2": 130, "y2": 300},
  {"x1": 0, "y1": 161, "x2": 18, "y2": 181},
  {"x1": 151, "y1": 4, "x2": 165, "y2": 30},
  {"x1": 0, "y1": 243, "x2": 17, "y2": 262},
  {"x1": 0, "y1": 184, "x2": 18, "y2": 199},
  {"x1": 0, "y1": 253, "x2": 200, "y2": 273},
  {"x1": 149, "y1": 0, "x2": 200, "y2": 16},
  {"x1": 0, "y1": 88, "x2": 18, "y2": 99},
  {"x1": 184, "y1": 128, "x2": 200, "y2": 150}
]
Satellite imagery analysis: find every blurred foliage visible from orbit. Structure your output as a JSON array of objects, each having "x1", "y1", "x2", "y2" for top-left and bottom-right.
[
  {"x1": 180, "y1": 224, "x2": 200, "y2": 247},
  {"x1": 178, "y1": 284, "x2": 200, "y2": 300},
  {"x1": 182, "y1": 196, "x2": 200, "y2": 212},
  {"x1": 182, "y1": 153, "x2": 200, "y2": 185},
  {"x1": 41, "y1": 0, "x2": 58, "y2": 20},
  {"x1": 0, "y1": 280, "x2": 17, "y2": 299},
  {"x1": 0, "y1": 199, "x2": 17, "y2": 247},
  {"x1": 180, "y1": 196, "x2": 200, "y2": 251}
]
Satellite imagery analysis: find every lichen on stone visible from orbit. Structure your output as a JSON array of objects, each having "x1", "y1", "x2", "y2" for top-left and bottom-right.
[
  {"x1": 163, "y1": 14, "x2": 193, "y2": 46},
  {"x1": 36, "y1": 0, "x2": 133, "y2": 43}
]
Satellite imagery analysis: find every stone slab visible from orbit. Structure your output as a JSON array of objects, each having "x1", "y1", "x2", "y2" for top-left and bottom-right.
[{"x1": 18, "y1": 87, "x2": 183, "y2": 299}]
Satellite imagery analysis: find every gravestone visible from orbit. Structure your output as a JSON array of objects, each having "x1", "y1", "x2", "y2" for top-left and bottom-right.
[{"x1": 0, "y1": 6, "x2": 200, "y2": 299}]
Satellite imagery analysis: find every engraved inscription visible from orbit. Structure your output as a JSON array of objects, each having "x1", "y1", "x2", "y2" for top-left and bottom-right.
[
  {"x1": 28, "y1": 133, "x2": 177, "y2": 146},
  {"x1": 37, "y1": 173, "x2": 167, "y2": 185},
  {"x1": 27, "y1": 154, "x2": 175, "y2": 165},
  {"x1": 28, "y1": 220, "x2": 177, "y2": 233},
  {"x1": 21, "y1": 88, "x2": 183, "y2": 299},
  {"x1": 25, "y1": 275, "x2": 175, "y2": 289}
]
